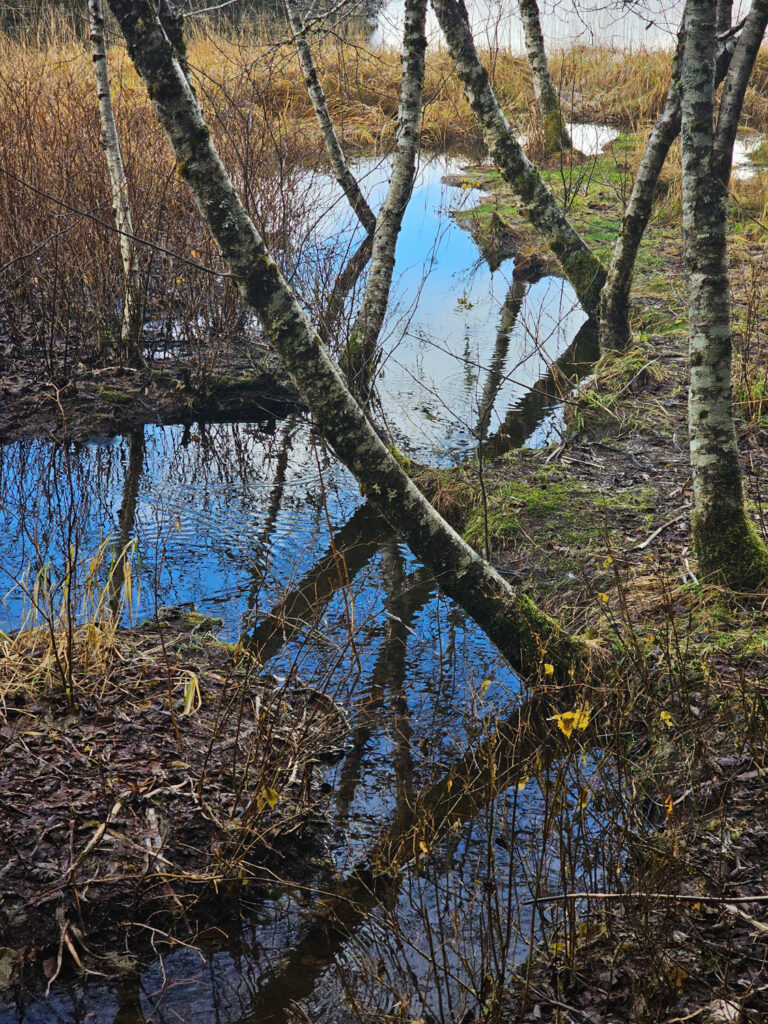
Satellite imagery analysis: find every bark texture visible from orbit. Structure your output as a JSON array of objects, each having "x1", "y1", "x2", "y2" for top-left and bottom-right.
[
  {"x1": 599, "y1": 25, "x2": 738, "y2": 353},
  {"x1": 714, "y1": 0, "x2": 768, "y2": 186},
  {"x1": 431, "y1": 0, "x2": 605, "y2": 315},
  {"x1": 682, "y1": 0, "x2": 768, "y2": 589},
  {"x1": 283, "y1": 0, "x2": 376, "y2": 237},
  {"x1": 518, "y1": 0, "x2": 571, "y2": 153},
  {"x1": 341, "y1": 0, "x2": 427, "y2": 402},
  {"x1": 89, "y1": 0, "x2": 142, "y2": 362},
  {"x1": 106, "y1": 0, "x2": 597, "y2": 682}
]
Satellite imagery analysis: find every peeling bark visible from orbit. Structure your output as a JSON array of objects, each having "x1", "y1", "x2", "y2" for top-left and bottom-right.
[
  {"x1": 518, "y1": 0, "x2": 571, "y2": 153},
  {"x1": 283, "y1": 0, "x2": 376, "y2": 237},
  {"x1": 682, "y1": 0, "x2": 768, "y2": 589},
  {"x1": 341, "y1": 0, "x2": 428, "y2": 402},
  {"x1": 106, "y1": 0, "x2": 598, "y2": 682},
  {"x1": 88, "y1": 0, "x2": 142, "y2": 363},
  {"x1": 431, "y1": 0, "x2": 605, "y2": 315}
]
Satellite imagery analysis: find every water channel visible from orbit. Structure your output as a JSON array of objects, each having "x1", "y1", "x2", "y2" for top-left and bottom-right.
[{"x1": 0, "y1": 154, "x2": 613, "y2": 1022}]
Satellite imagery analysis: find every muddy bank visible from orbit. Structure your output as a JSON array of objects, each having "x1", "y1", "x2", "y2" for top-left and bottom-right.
[
  {"x1": 0, "y1": 608, "x2": 347, "y2": 974},
  {"x1": 0, "y1": 350, "x2": 302, "y2": 447}
]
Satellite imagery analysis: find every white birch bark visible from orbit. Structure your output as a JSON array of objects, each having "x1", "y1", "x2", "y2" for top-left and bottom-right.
[
  {"x1": 89, "y1": 0, "x2": 142, "y2": 363},
  {"x1": 713, "y1": 0, "x2": 768, "y2": 186},
  {"x1": 283, "y1": 0, "x2": 376, "y2": 237},
  {"x1": 430, "y1": 0, "x2": 605, "y2": 315},
  {"x1": 682, "y1": 0, "x2": 768, "y2": 588},
  {"x1": 518, "y1": 0, "x2": 571, "y2": 153},
  {"x1": 342, "y1": 0, "x2": 428, "y2": 402},
  {"x1": 106, "y1": 0, "x2": 596, "y2": 681},
  {"x1": 600, "y1": 23, "x2": 739, "y2": 353}
]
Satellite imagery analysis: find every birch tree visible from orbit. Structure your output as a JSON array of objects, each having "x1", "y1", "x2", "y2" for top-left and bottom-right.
[
  {"x1": 599, "y1": 13, "x2": 740, "y2": 351},
  {"x1": 681, "y1": 0, "x2": 768, "y2": 589},
  {"x1": 283, "y1": 0, "x2": 376, "y2": 237},
  {"x1": 105, "y1": 0, "x2": 598, "y2": 684},
  {"x1": 518, "y1": 0, "x2": 571, "y2": 153},
  {"x1": 430, "y1": 0, "x2": 606, "y2": 316},
  {"x1": 88, "y1": 0, "x2": 142, "y2": 363},
  {"x1": 341, "y1": 0, "x2": 427, "y2": 402}
]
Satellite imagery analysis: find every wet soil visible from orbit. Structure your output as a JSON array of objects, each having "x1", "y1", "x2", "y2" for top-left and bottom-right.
[
  {"x1": 0, "y1": 346, "x2": 302, "y2": 447},
  {"x1": 461, "y1": 288, "x2": 768, "y2": 1022},
  {"x1": 0, "y1": 609, "x2": 347, "y2": 977}
]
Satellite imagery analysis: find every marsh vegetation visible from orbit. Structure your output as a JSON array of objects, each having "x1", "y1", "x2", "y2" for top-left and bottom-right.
[{"x1": 3, "y1": 2, "x2": 768, "y2": 1022}]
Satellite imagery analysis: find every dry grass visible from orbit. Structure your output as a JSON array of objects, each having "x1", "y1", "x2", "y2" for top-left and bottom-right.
[{"x1": 2, "y1": 10, "x2": 768, "y2": 375}]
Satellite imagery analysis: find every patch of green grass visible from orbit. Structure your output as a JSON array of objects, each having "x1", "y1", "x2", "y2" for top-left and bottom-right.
[{"x1": 98, "y1": 387, "x2": 132, "y2": 405}]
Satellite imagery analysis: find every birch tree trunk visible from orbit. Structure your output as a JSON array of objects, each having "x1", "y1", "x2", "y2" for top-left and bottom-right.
[
  {"x1": 283, "y1": 0, "x2": 376, "y2": 237},
  {"x1": 599, "y1": 22, "x2": 739, "y2": 353},
  {"x1": 341, "y1": 0, "x2": 428, "y2": 402},
  {"x1": 717, "y1": 0, "x2": 734, "y2": 35},
  {"x1": 88, "y1": 0, "x2": 142, "y2": 363},
  {"x1": 518, "y1": 0, "x2": 571, "y2": 153},
  {"x1": 430, "y1": 0, "x2": 605, "y2": 315},
  {"x1": 106, "y1": 0, "x2": 597, "y2": 683},
  {"x1": 681, "y1": 0, "x2": 768, "y2": 589}
]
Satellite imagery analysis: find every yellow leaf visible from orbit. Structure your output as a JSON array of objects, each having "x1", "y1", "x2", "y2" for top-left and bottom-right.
[
  {"x1": 550, "y1": 706, "x2": 591, "y2": 739},
  {"x1": 665, "y1": 793, "x2": 674, "y2": 819},
  {"x1": 603, "y1": 555, "x2": 613, "y2": 568},
  {"x1": 660, "y1": 710, "x2": 674, "y2": 729},
  {"x1": 446, "y1": 779, "x2": 453, "y2": 793},
  {"x1": 577, "y1": 787, "x2": 590, "y2": 812},
  {"x1": 517, "y1": 776, "x2": 528, "y2": 791},
  {"x1": 544, "y1": 663, "x2": 554, "y2": 676},
  {"x1": 481, "y1": 679, "x2": 492, "y2": 695},
  {"x1": 265, "y1": 787, "x2": 279, "y2": 809},
  {"x1": 598, "y1": 592, "x2": 610, "y2": 604},
  {"x1": 418, "y1": 841, "x2": 429, "y2": 854},
  {"x1": 257, "y1": 787, "x2": 280, "y2": 811}
]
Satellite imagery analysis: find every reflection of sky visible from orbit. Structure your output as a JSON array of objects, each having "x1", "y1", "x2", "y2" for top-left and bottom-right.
[
  {"x1": 0, "y1": 152, "x2": 616, "y2": 1024},
  {"x1": 307, "y1": 155, "x2": 588, "y2": 460}
]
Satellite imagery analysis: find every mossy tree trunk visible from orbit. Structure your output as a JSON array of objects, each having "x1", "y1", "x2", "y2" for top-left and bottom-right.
[
  {"x1": 681, "y1": 0, "x2": 768, "y2": 589},
  {"x1": 599, "y1": 19, "x2": 739, "y2": 353},
  {"x1": 106, "y1": 0, "x2": 599, "y2": 684},
  {"x1": 340, "y1": 0, "x2": 427, "y2": 403},
  {"x1": 88, "y1": 0, "x2": 142, "y2": 364},
  {"x1": 430, "y1": 0, "x2": 605, "y2": 316},
  {"x1": 518, "y1": 0, "x2": 571, "y2": 153}
]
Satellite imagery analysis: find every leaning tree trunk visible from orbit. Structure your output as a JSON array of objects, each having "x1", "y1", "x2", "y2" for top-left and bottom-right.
[
  {"x1": 88, "y1": 0, "x2": 142, "y2": 363},
  {"x1": 430, "y1": 0, "x2": 605, "y2": 316},
  {"x1": 681, "y1": 0, "x2": 768, "y2": 589},
  {"x1": 106, "y1": 0, "x2": 599, "y2": 684},
  {"x1": 341, "y1": 0, "x2": 428, "y2": 403},
  {"x1": 283, "y1": 0, "x2": 376, "y2": 237},
  {"x1": 599, "y1": 20, "x2": 739, "y2": 353},
  {"x1": 717, "y1": 0, "x2": 734, "y2": 35},
  {"x1": 518, "y1": 0, "x2": 571, "y2": 153}
]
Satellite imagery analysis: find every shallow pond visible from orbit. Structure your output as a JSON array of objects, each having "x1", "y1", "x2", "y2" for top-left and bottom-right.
[{"x1": 0, "y1": 156, "x2": 612, "y2": 1023}]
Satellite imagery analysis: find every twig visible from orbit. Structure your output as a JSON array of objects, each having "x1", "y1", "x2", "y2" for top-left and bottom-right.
[
  {"x1": 65, "y1": 793, "x2": 128, "y2": 882},
  {"x1": 526, "y1": 891, "x2": 768, "y2": 905},
  {"x1": 632, "y1": 512, "x2": 688, "y2": 550}
]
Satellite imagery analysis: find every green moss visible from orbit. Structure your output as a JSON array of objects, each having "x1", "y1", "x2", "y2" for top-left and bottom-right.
[
  {"x1": 387, "y1": 445, "x2": 413, "y2": 476},
  {"x1": 98, "y1": 387, "x2": 132, "y2": 405},
  {"x1": 693, "y1": 506, "x2": 768, "y2": 591},
  {"x1": 462, "y1": 468, "x2": 655, "y2": 571}
]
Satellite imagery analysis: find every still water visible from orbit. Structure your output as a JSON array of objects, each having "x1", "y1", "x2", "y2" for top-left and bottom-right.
[{"x1": 0, "y1": 157, "x2": 610, "y2": 1023}]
